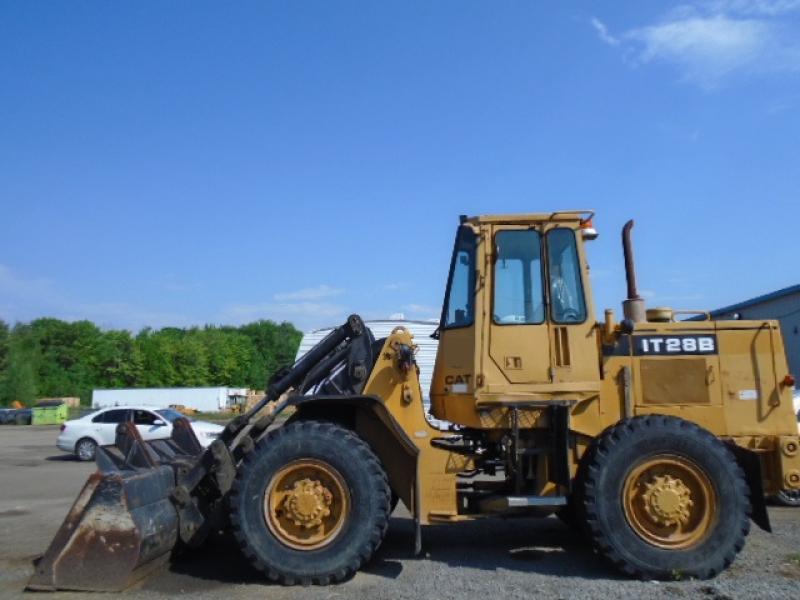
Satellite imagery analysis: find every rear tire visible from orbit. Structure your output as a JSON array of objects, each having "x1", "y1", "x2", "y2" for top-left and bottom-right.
[
  {"x1": 773, "y1": 489, "x2": 800, "y2": 507},
  {"x1": 582, "y1": 415, "x2": 750, "y2": 580},
  {"x1": 230, "y1": 420, "x2": 391, "y2": 585},
  {"x1": 75, "y1": 438, "x2": 97, "y2": 461}
]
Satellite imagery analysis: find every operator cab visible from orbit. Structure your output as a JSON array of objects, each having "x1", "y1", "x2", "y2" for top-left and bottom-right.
[{"x1": 430, "y1": 212, "x2": 600, "y2": 427}]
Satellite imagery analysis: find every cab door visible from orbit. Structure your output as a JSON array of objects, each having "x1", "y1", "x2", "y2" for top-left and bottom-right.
[
  {"x1": 544, "y1": 227, "x2": 597, "y2": 383},
  {"x1": 488, "y1": 227, "x2": 552, "y2": 383}
]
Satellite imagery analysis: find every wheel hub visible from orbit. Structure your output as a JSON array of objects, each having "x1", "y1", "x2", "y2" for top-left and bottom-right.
[
  {"x1": 642, "y1": 474, "x2": 693, "y2": 526},
  {"x1": 623, "y1": 455, "x2": 717, "y2": 550},
  {"x1": 264, "y1": 459, "x2": 351, "y2": 550},
  {"x1": 282, "y1": 479, "x2": 333, "y2": 528}
]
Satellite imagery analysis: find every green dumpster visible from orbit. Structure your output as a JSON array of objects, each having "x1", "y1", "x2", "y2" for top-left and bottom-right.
[{"x1": 32, "y1": 401, "x2": 68, "y2": 425}]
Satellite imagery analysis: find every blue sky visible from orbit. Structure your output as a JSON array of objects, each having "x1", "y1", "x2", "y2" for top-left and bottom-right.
[{"x1": 1, "y1": 1, "x2": 799, "y2": 332}]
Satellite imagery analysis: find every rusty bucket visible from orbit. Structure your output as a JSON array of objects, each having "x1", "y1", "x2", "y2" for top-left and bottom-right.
[{"x1": 27, "y1": 421, "x2": 205, "y2": 591}]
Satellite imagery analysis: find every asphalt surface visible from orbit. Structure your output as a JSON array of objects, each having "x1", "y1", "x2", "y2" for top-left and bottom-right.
[{"x1": 1, "y1": 426, "x2": 799, "y2": 600}]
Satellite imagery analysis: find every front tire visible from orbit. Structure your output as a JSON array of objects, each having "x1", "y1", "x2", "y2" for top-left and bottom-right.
[
  {"x1": 230, "y1": 420, "x2": 391, "y2": 585},
  {"x1": 773, "y1": 489, "x2": 800, "y2": 507},
  {"x1": 582, "y1": 415, "x2": 750, "y2": 580},
  {"x1": 75, "y1": 437, "x2": 97, "y2": 461}
]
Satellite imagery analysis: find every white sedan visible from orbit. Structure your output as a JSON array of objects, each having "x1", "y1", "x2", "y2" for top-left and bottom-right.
[{"x1": 57, "y1": 406, "x2": 225, "y2": 461}]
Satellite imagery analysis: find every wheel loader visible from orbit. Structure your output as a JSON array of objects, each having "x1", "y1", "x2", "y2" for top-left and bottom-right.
[{"x1": 28, "y1": 211, "x2": 800, "y2": 591}]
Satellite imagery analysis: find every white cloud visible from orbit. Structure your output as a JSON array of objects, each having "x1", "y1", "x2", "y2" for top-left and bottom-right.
[
  {"x1": 382, "y1": 282, "x2": 408, "y2": 291},
  {"x1": 402, "y1": 303, "x2": 440, "y2": 320},
  {"x1": 0, "y1": 264, "x2": 52, "y2": 297},
  {"x1": 221, "y1": 301, "x2": 347, "y2": 331},
  {"x1": 0, "y1": 265, "x2": 187, "y2": 330},
  {"x1": 62, "y1": 303, "x2": 190, "y2": 331},
  {"x1": 705, "y1": 0, "x2": 800, "y2": 16},
  {"x1": 273, "y1": 285, "x2": 344, "y2": 302},
  {"x1": 592, "y1": 17, "x2": 620, "y2": 46},
  {"x1": 592, "y1": 2, "x2": 800, "y2": 88},
  {"x1": 629, "y1": 15, "x2": 771, "y2": 85}
]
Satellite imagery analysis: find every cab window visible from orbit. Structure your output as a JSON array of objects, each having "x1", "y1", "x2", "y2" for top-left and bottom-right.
[
  {"x1": 493, "y1": 230, "x2": 544, "y2": 324},
  {"x1": 546, "y1": 228, "x2": 587, "y2": 323},
  {"x1": 442, "y1": 226, "x2": 476, "y2": 329}
]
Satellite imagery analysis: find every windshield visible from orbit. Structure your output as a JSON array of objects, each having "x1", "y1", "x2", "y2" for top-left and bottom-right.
[
  {"x1": 440, "y1": 226, "x2": 477, "y2": 329},
  {"x1": 156, "y1": 408, "x2": 193, "y2": 422}
]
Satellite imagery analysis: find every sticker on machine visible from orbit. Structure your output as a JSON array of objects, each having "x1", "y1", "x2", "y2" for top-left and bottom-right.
[
  {"x1": 633, "y1": 334, "x2": 718, "y2": 356},
  {"x1": 738, "y1": 389, "x2": 759, "y2": 401}
]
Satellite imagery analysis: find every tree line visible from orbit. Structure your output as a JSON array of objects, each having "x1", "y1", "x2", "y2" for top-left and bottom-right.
[{"x1": 0, "y1": 318, "x2": 303, "y2": 406}]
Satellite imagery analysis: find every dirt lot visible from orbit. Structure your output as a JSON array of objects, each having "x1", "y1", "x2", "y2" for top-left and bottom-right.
[{"x1": 1, "y1": 426, "x2": 799, "y2": 600}]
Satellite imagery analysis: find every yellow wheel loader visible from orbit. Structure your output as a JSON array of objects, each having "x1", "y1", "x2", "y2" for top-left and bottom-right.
[{"x1": 29, "y1": 211, "x2": 800, "y2": 590}]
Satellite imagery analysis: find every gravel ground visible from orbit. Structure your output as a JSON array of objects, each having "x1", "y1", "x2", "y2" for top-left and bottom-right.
[{"x1": 1, "y1": 426, "x2": 798, "y2": 600}]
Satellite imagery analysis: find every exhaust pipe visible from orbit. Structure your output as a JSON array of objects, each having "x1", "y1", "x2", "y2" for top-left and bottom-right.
[{"x1": 622, "y1": 220, "x2": 646, "y2": 323}]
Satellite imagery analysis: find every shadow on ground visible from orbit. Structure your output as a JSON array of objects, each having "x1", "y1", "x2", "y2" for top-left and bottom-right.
[
  {"x1": 44, "y1": 455, "x2": 79, "y2": 462},
  {"x1": 155, "y1": 514, "x2": 614, "y2": 593}
]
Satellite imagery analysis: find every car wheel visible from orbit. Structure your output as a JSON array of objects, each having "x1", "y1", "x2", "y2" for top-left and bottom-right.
[
  {"x1": 773, "y1": 489, "x2": 800, "y2": 507},
  {"x1": 75, "y1": 438, "x2": 97, "y2": 462}
]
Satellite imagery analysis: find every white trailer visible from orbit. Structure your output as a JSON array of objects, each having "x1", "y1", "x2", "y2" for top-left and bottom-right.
[{"x1": 92, "y1": 387, "x2": 248, "y2": 412}]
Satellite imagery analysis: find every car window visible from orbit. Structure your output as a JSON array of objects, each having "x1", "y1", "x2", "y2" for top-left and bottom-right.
[
  {"x1": 102, "y1": 409, "x2": 130, "y2": 424},
  {"x1": 133, "y1": 410, "x2": 159, "y2": 425},
  {"x1": 156, "y1": 408, "x2": 189, "y2": 422}
]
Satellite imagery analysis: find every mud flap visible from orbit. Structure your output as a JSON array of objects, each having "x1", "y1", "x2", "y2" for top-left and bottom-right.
[
  {"x1": 728, "y1": 442, "x2": 771, "y2": 533},
  {"x1": 27, "y1": 421, "x2": 204, "y2": 592}
]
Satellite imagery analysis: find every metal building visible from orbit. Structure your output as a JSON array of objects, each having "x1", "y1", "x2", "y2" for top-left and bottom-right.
[
  {"x1": 707, "y1": 284, "x2": 800, "y2": 378},
  {"x1": 295, "y1": 319, "x2": 440, "y2": 417}
]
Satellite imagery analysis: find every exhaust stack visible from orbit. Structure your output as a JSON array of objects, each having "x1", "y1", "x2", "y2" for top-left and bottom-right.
[{"x1": 622, "y1": 220, "x2": 646, "y2": 323}]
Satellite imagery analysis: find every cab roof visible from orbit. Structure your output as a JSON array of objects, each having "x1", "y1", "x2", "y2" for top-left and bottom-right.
[{"x1": 463, "y1": 210, "x2": 594, "y2": 226}]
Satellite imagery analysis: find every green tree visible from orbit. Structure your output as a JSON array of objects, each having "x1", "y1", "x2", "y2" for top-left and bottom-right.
[
  {"x1": 0, "y1": 320, "x2": 9, "y2": 376},
  {"x1": 1, "y1": 325, "x2": 39, "y2": 405},
  {"x1": 0, "y1": 317, "x2": 303, "y2": 404}
]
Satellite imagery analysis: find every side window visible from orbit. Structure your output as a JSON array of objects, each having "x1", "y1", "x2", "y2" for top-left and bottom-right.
[
  {"x1": 103, "y1": 409, "x2": 130, "y2": 424},
  {"x1": 493, "y1": 230, "x2": 545, "y2": 324},
  {"x1": 133, "y1": 410, "x2": 158, "y2": 425},
  {"x1": 443, "y1": 227, "x2": 476, "y2": 328},
  {"x1": 92, "y1": 412, "x2": 105, "y2": 423},
  {"x1": 546, "y1": 228, "x2": 587, "y2": 324}
]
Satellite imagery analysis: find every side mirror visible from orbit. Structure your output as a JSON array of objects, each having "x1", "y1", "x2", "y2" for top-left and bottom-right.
[{"x1": 153, "y1": 419, "x2": 166, "y2": 427}]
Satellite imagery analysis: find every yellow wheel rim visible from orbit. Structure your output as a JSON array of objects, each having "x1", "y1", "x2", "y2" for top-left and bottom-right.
[
  {"x1": 623, "y1": 455, "x2": 717, "y2": 550},
  {"x1": 264, "y1": 459, "x2": 350, "y2": 550}
]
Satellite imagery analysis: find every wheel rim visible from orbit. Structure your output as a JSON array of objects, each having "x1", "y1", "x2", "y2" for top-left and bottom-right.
[
  {"x1": 778, "y1": 489, "x2": 800, "y2": 504},
  {"x1": 623, "y1": 455, "x2": 717, "y2": 550},
  {"x1": 77, "y1": 440, "x2": 94, "y2": 460},
  {"x1": 264, "y1": 459, "x2": 351, "y2": 550}
]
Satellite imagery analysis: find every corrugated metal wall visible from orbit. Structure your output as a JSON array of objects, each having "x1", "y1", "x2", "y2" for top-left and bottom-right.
[
  {"x1": 713, "y1": 291, "x2": 800, "y2": 380},
  {"x1": 295, "y1": 319, "x2": 440, "y2": 409}
]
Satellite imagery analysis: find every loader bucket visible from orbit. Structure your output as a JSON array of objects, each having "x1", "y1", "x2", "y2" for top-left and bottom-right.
[{"x1": 26, "y1": 421, "x2": 204, "y2": 592}]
